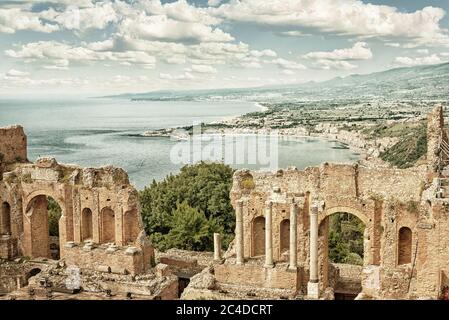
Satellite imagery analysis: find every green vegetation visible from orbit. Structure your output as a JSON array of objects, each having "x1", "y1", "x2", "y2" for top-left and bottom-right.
[
  {"x1": 329, "y1": 213, "x2": 365, "y2": 265},
  {"x1": 139, "y1": 162, "x2": 235, "y2": 252},
  {"x1": 362, "y1": 121, "x2": 425, "y2": 140},
  {"x1": 380, "y1": 122, "x2": 427, "y2": 168},
  {"x1": 47, "y1": 197, "x2": 62, "y2": 236}
]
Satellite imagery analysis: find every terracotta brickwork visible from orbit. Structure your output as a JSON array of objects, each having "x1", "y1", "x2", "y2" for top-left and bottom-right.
[
  {"x1": 213, "y1": 105, "x2": 449, "y2": 300},
  {"x1": 0, "y1": 131, "x2": 154, "y2": 276}
]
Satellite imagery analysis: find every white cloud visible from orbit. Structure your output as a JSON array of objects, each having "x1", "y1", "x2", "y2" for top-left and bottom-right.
[
  {"x1": 43, "y1": 59, "x2": 70, "y2": 70},
  {"x1": 139, "y1": 0, "x2": 221, "y2": 25},
  {"x1": 385, "y1": 43, "x2": 401, "y2": 48},
  {"x1": 240, "y1": 61, "x2": 262, "y2": 69},
  {"x1": 281, "y1": 69, "x2": 295, "y2": 75},
  {"x1": 272, "y1": 58, "x2": 306, "y2": 70},
  {"x1": 277, "y1": 31, "x2": 310, "y2": 37},
  {"x1": 394, "y1": 54, "x2": 442, "y2": 66},
  {"x1": 118, "y1": 14, "x2": 233, "y2": 43},
  {"x1": 213, "y1": 1, "x2": 449, "y2": 46},
  {"x1": 417, "y1": 49, "x2": 429, "y2": 55},
  {"x1": 304, "y1": 42, "x2": 373, "y2": 61},
  {"x1": 5, "y1": 41, "x2": 156, "y2": 68},
  {"x1": 250, "y1": 49, "x2": 277, "y2": 58},
  {"x1": 191, "y1": 64, "x2": 217, "y2": 74},
  {"x1": 0, "y1": 8, "x2": 59, "y2": 33},
  {"x1": 313, "y1": 60, "x2": 358, "y2": 70},
  {"x1": 208, "y1": 0, "x2": 223, "y2": 7},
  {"x1": 6, "y1": 69, "x2": 30, "y2": 77},
  {"x1": 159, "y1": 72, "x2": 195, "y2": 80},
  {"x1": 45, "y1": 2, "x2": 118, "y2": 31}
]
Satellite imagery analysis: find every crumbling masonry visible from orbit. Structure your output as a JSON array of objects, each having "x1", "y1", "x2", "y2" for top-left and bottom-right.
[
  {"x1": 2, "y1": 106, "x2": 449, "y2": 300},
  {"x1": 196, "y1": 105, "x2": 449, "y2": 300},
  {"x1": 0, "y1": 126, "x2": 181, "y2": 299}
]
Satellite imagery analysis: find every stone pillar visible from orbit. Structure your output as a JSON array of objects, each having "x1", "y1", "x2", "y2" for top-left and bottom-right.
[
  {"x1": 307, "y1": 204, "x2": 319, "y2": 299},
  {"x1": 235, "y1": 200, "x2": 244, "y2": 265},
  {"x1": 214, "y1": 233, "x2": 222, "y2": 261},
  {"x1": 264, "y1": 201, "x2": 274, "y2": 268},
  {"x1": 289, "y1": 199, "x2": 298, "y2": 271}
]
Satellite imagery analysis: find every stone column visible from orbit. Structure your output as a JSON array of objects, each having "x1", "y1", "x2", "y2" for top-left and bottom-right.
[
  {"x1": 307, "y1": 204, "x2": 320, "y2": 299},
  {"x1": 235, "y1": 200, "x2": 244, "y2": 265},
  {"x1": 264, "y1": 201, "x2": 274, "y2": 268},
  {"x1": 214, "y1": 233, "x2": 222, "y2": 261},
  {"x1": 289, "y1": 199, "x2": 298, "y2": 271}
]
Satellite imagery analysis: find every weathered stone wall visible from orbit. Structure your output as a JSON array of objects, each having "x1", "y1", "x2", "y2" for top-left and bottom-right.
[
  {"x1": 0, "y1": 125, "x2": 27, "y2": 165},
  {"x1": 214, "y1": 262, "x2": 299, "y2": 291},
  {"x1": 217, "y1": 106, "x2": 449, "y2": 300},
  {"x1": 0, "y1": 127, "x2": 154, "y2": 275}
]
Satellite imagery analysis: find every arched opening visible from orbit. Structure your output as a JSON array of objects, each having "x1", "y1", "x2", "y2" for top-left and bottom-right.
[
  {"x1": 101, "y1": 207, "x2": 115, "y2": 244},
  {"x1": 251, "y1": 216, "x2": 265, "y2": 257},
  {"x1": 81, "y1": 208, "x2": 93, "y2": 241},
  {"x1": 26, "y1": 268, "x2": 42, "y2": 283},
  {"x1": 398, "y1": 227, "x2": 412, "y2": 265},
  {"x1": 280, "y1": 219, "x2": 290, "y2": 258},
  {"x1": 319, "y1": 212, "x2": 366, "y2": 300},
  {"x1": 1, "y1": 201, "x2": 11, "y2": 235},
  {"x1": 25, "y1": 195, "x2": 62, "y2": 260},
  {"x1": 124, "y1": 209, "x2": 139, "y2": 245}
]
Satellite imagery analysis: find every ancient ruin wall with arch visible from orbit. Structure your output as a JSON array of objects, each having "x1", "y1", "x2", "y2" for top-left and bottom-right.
[
  {"x1": 0, "y1": 134, "x2": 154, "y2": 275},
  {"x1": 214, "y1": 105, "x2": 449, "y2": 300}
]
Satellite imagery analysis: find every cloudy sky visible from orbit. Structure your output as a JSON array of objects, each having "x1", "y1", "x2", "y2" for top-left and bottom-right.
[{"x1": 1, "y1": 0, "x2": 449, "y2": 96}]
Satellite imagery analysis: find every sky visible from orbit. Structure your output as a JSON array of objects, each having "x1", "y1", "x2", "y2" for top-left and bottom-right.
[{"x1": 1, "y1": 0, "x2": 449, "y2": 96}]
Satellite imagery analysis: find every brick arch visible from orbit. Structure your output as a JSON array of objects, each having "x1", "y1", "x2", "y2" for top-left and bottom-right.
[
  {"x1": 317, "y1": 205, "x2": 370, "y2": 291},
  {"x1": 319, "y1": 206, "x2": 370, "y2": 227},
  {"x1": 22, "y1": 192, "x2": 66, "y2": 259},
  {"x1": 100, "y1": 207, "x2": 115, "y2": 244},
  {"x1": 251, "y1": 215, "x2": 265, "y2": 257},
  {"x1": 24, "y1": 190, "x2": 65, "y2": 215}
]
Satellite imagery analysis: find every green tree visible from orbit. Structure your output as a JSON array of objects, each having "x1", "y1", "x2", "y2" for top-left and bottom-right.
[
  {"x1": 139, "y1": 162, "x2": 235, "y2": 251},
  {"x1": 163, "y1": 202, "x2": 223, "y2": 251},
  {"x1": 47, "y1": 197, "x2": 62, "y2": 236},
  {"x1": 328, "y1": 213, "x2": 365, "y2": 265}
]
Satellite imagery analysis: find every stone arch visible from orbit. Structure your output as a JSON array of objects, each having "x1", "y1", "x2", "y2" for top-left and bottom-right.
[
  {"x1": 100, "y1": 207, "x2": 115, "y2": 244},
  {"x1": 320, "y1": 206, "x2": 369, "y2": 226},
  {"x1": 280, "y1": 219, "x2": 290, "y2": 254},
  {"x1": 24, "y1": 190, "x2": 65, "y2": 213},
  {"x1": 318, "y1": 207, "x2": 367, "y2": 297},
  {"x1": 251, "y1": 216, "x2": 265, "y2": 257},
  {"x1": 398, "y1": 227, "x2": 412, "y2": 265},
  {"x1": 1, "y1": 201, "x2": 11, "y2": 235},
  {"x1": 81, "y1": 208, "x2": 93, "y2": 241},
  {"x1": 123, "y1": 209, "x2": 139, "y2": 244},
  {"x1": 24, "y1": 194, "x2": 63, "y2": 259}
]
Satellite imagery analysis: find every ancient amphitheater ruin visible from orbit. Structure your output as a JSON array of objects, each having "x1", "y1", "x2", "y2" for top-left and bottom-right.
[{"x1": 1, "y1": 105, "x2": 449, "y2": 300}]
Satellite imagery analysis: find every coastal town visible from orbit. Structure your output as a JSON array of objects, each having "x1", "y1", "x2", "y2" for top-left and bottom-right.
[{"x1": 143, "y1": 99, "x2": 435, "y2": 169}]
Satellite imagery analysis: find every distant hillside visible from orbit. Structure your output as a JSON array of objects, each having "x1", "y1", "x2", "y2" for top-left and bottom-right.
[{"x1": 102, "y1": 62, "x2": 449, "y2": 102}]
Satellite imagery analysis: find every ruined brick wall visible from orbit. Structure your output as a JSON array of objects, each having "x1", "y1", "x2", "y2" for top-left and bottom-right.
[
  {"x1": 427, "y1": 104, "x2": 447, "y2": 171},
  {"x1": 0, "y1": 125, "x2": 27, "y2": 165},
  {"x1": 225, "y1": 158, "x2": 443, "y2": 298},
  {"x1": 0, "y1": 145, "x2": 154, "y2": 274},
  {"x1": 214, "y1": 262, "x2": 299, "y2": 291}
]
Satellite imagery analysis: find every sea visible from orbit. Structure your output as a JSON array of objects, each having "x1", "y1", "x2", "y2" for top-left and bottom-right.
[{"x1": 0, "y1": 98, "x2": 360, "y2": 189}]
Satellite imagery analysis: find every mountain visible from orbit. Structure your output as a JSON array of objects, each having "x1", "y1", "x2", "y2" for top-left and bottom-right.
[{"x1": 102, "y1": 62, "x2": 449, "y2": 102}]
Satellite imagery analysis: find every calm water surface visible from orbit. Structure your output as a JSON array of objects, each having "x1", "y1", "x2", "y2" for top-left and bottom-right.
[{"x1": 0, "y1": 98, "x2": 359, "y2": 189}]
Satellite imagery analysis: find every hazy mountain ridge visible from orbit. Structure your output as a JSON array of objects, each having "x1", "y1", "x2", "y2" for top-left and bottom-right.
[{"x1": 103, "y1": 62, "x2": 449, "y2": 102}]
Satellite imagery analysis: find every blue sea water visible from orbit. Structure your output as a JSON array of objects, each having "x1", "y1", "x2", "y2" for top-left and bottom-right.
[{"x1": 0, "y1": 98, "x2": 359, "y2": 189}]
